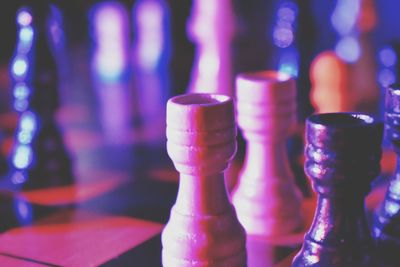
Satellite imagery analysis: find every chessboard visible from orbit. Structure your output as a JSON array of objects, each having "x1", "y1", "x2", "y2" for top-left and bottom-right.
[
  {"x1": 0, "y1": 1, "x2": 399, "y2": 266},
  {"x1": 0, "y1": 75, "x2": 395, "y2": 266}
]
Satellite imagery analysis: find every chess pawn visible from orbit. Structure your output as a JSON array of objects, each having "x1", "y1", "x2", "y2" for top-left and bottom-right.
[
  {"x1": 292, "y1": 113, "x2": 382, "y2": 267},
  {"x1": 232, "y1": 71, "x2": 303, "y2": 236},
  {"x1": 373, "y1": 84, "x2": 400, "y2": 263},
  {"x1": 162, "y1": 93, "x2": 246, "y2": 267}
]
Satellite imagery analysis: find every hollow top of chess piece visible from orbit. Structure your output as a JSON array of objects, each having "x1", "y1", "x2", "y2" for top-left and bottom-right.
[
  {"x1": 166, "y1": 93, "x2": 236, "y2": 176},
  {"x1": 235, "y1": 70, "x2": 296, "y2": 141},
  {"x1": 305, "y1": 113, "x2": 382, "y2": 196}
]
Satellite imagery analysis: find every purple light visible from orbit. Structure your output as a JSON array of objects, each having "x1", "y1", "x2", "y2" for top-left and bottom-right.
[
  {"x1": 14, "y1": 99, "x2": 29, "y2": 112},
  {"x1": 379, "y1": 47, "x2": 397, "y2": 67},
  {"x1": 20, "y1": 111, "x2": 36, "y2": 132},
  {"x1": 49, "y1": 6, "x2": 64, "y2": 48},
  {"x1": 272, "y1": 2, "x2": 297, "y2": 49},
  {"x1": 12, "y1": 56, "x2": 29, "y2": 79},
  {"x1": 13, "y1": 144, "x2": 33, "y2": 169},
  {"x1": 11, "y1": 171, "x2": 27, "y2": 185},
  {"x1": 17, "y1": 10, "x2": 32, "y2": 26},
  {"x1": 331, "y1": 0, "x2": 360, "y2": 36},
  {"x1": 273, "y1": 28, "x2": 294, "y2": 48},
  {"x1": 14, "y1": 83, "x2": 29, "y2": 99},
  {"x1": 335, "y1": 36, "x2": 360, "y2": 63},
  {"x1": 19, "y1": 26, "x2": 33, "y2": 44},
  {"x1": 378, "y1": 69, "x2": 396, "y2": 87}
]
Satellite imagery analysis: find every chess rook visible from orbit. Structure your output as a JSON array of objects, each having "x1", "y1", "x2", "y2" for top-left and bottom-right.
[
  {"x1": 374, "y1": 84, "x2": 400, "y2": 263},
  {"x1": 232, "y1": 71, "x2": 303, "y2": 236},
  {"x1": 292, "y1": 113, "x2": 382, "y2": 267},
  {"x1": 162, "y1": 93, "x2": 246, "y2": 267}
]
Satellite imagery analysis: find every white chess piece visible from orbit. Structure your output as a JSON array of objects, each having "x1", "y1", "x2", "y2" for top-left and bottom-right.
[
  {"x1": 186, "y1": 0, "x2": 235, "y2": 96},
  {"x1": 162, "y1": 93, "x2": 246, "y2": 267},
  {"x1": 232, "y1": 71, "x2": 303, "y2": 236}
]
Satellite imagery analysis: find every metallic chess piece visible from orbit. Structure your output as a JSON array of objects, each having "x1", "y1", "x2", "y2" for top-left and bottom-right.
[
  {"x1": 374, "y1": 84, "x2": 400, "y2": 264},
  {"x1": 293, "y1": 113, "x2": 382, "y2": 267}
]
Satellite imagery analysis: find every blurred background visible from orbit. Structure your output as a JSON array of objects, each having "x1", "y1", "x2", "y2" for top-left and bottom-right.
[{"x1": 0, "y1": 0, "x2": 399, "y2": 122}]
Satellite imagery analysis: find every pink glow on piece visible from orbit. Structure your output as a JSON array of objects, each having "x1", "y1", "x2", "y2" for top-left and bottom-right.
[
  {"x1": 0, "y1": 210, "x2": 163, "y2": 267},
  {"x1": 187, "y1": 0, "x2": 235, "y2": 96},
  {"x1": 162, "y1": 93, "x2": 246, "y2": 266},
  {"x1": 232, "y1": 71, "x2": 303, "y2": 237}
]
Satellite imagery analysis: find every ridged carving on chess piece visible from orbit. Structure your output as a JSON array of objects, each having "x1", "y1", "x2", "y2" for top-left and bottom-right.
[
  {"x1": 292, "y1": 113, "x2": 382, "y2": 267},
  {"x1": 162, "y1": 93, "x2": 246, "y2": 267},
  {"x1": 373, "y1": 84, "x2": 400, "y2": 263},
  {"x1": 231, "y1": 71, "x2": 303, "y2": 236}
]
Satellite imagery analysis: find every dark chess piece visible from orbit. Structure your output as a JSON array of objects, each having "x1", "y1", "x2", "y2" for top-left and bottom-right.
[
  {"x1": 0, "y1": 131, "x2": 6, "y2": 176},
  {"x1": 0, "y1": 190, "x2": 32, "y2": 230},
  {"x1": 292, "y1": 113, "x2": 382, "y2": 267},
  {"x1": 6, "y1": 1, "x2": 73, "y2": 189},
  {"x1": 373, "y1": 84, "x2": 400, "y2": 265}
]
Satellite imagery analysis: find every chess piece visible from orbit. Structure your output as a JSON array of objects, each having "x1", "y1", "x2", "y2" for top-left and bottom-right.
[
  {"x1": 350, "y1": 0, "x2": 379, "y2": 113},
  {"x1": 310, "y1": 51, "x2": 352, "y2": 113},
  {"x1": 0, "y1": 190, "x2": 32, "y2": 230},
  {"x1": 6, "y1": 2, "x2": 73, "y2": 189},
  {"x1": 162, "y1": 93, "x2": 246, "y2": 267},
  {"x1": 90, "y1": 1, "x2": 132, "y2": 139},
  {"x1": 131, "y1": 0, "x2": 171, "y2": 140},
  {"x1": 373, "y1": 84, "x2": 400, "y2": 264},
  {"x1": 0, "y1": 131, "x2": 6, "y2": 176},
  {"x1": 292, "y1": 113, "x2": 382, "y2": 267},
  {"x1": 331, "y1": 0, "x2": 379, "y2": 113},
  {"x1": 232, "y1": 71, "x2": 303, "y2": 236},
  {"x1": 186, "y1": 0, "x2": 235, "y2": 96}
]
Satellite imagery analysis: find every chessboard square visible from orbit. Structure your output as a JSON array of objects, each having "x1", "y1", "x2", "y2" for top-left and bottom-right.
[
  {"x1": 0, "y1": 254, "x2": 48, "y2": 267},
  {"x1": 0, "y1": 210, "x2": 163, "y2": 267},
  {"x1": 20, "y1": 170, "x2": 129, "y2": 206}
]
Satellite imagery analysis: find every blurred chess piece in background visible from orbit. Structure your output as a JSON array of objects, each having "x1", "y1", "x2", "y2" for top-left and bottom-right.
[
  {"x1": 90, "y1": 1, "x2": 132, "y2": 142},
  {"x1": 186, "y1": 0, "x2": 235, "y2": 97},
  {"x1": 5, "y1": 2, "x2": 74, "y2": 189},
  {"x1": 131, "y1": 0, "x2": 171, "y2": 142},
  {"x1": 310, "y1": 51, "x2": 352, "y2": 113}
]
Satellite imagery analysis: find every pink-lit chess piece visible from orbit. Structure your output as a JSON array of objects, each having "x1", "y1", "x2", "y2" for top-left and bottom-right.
[
  {"x1": 162, "y1": 93, "x2": 246, "y2": 267},
  {"x1": 232, "y1": 71, "x2": 303, "y2": 237},
  {"x1": 186, "y1": 0, "x2": 235, "y2": 96}
]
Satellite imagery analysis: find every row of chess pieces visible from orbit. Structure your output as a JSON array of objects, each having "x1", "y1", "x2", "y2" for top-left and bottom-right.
[{"x1": 160, "y1": 70, "x2": 400, "y2": 267}]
